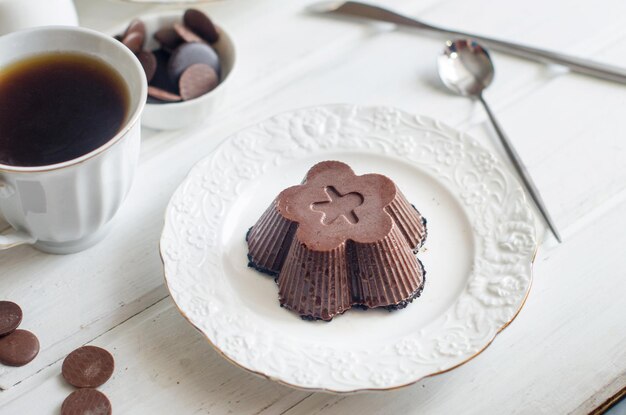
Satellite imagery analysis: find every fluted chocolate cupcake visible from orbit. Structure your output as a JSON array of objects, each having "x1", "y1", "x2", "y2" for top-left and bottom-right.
[{"x1": 247, "y1": 161, "x2": 427, "y2": 321}]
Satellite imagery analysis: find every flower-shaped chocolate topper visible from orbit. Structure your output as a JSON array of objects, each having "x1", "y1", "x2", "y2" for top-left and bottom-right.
[
  {"x1": 247, "y1": 161, "x2": 427, "y2": 321},
  {"x1": 278, "y1": 161, "x2": 396, "y2": 251}
]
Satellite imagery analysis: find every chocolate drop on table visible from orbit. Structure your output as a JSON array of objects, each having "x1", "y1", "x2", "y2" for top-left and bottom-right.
[
  {"x1": 122, "y1": 31, "x2": 144, "y2": 54},
  {"x1": 168, "y1": 42, "x2": 220, "y2": 83},
  {"x1": 62, "y1": 345, "x2": 115, "y2": 388},
  {"x1": 137, "y1": 51, "x2": 157, "y2": 82},
  {"x1": 179, "y1": 63, "x2": 219, "y2": 101},
  {"x1": 184, "y1": 9, "x2": 220, "y2": 43},
  {"x1": 0, "y1": 301, "x2": 22, "y2": 336},
  {"x1": 61, "y1": 389, "x2": 112, "y2": 415},
  {"x1": 0, "y1": 329, "x2": 39, "y2": 366},
  {"x1": 173, "y1": 23, "x2": 205, "y2": 44}
]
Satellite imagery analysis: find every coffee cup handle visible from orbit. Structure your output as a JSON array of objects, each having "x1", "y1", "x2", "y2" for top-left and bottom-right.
[
  {"x1": 0, "y1": 180, "x2": 36, "y2": 249},
  {"x1": 0, "y1": 230, "x2": 36, "y2": 250}
]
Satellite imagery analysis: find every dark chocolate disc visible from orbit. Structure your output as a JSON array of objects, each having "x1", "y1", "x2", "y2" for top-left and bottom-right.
[
  {"x1": 183, "y1": 9, "x2": 219, "y2": 43},
  {"x1": 61, "y1": 389, "x2": 112, "y2": 415},
  {"x1": 173, "y1": 23, "x2": 205, "y2": 44},
  {"x1": 62, "y1": 345, "x2": 115, "y2": 388},
  {"x1": 122, "y1": 31, "x2": 144, "y2": 54},
  {"x1": 0, "y1": 329, "x2": 39, "y2": 366},
  {"x1": 168, "y1": 42, "x2": 220, "y2": 83},
  {"x1": 137, "y1": 51, "x2": 157, "y2": 82},
  {"x1": 153, "y1": 27, "x2": 183, "y2": 52},
  {"x1": 148, "y1": 86, "x2": 182, "y2": 102},
  {"x1": 124, "y1": 18, "x2": 146, "y2": 39},
  {"x1": 179, "y1": 63, "x2": 219, "y2": 101},
  {"x1": 0, "y1": 301, "x2": 22, "y2": 336}
]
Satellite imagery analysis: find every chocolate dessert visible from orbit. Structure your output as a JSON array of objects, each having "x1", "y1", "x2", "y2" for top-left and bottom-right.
[{"x1": 247, "y1": 161, "x2": 427, "y2": 321}]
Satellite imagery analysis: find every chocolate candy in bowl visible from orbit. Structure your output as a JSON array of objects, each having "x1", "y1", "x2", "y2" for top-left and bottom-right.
[
  {"x1": 148, "y1": 85, "x2": 182, "y2": 103},
  {"x1": 153, "y1": 27, "x2": 183, "y2": 52},
  {"x1": 173, "y1": 23, "x2": 205, "y2": 44},
  {"x1": 124, "y1": 18, "x2": 146, "y2": 39},
  {"x1": 120, "y1": 19, "x2": 146, "y2": 53},
  {"x1": 179, "y1": 63, "x2": 219, "y2": 101},
  {"x1": 113, "y1": 11, "x2": 235, "y2": 130},
  {"x1": 137, "y1": 50, "x2": 157, "y2": 82},
  {"x1": 168, "y1": 42, "x2": 220, "y2": 81},
  {"x1": 183, "y1": 8, "x2": 219, "y2": 44}
]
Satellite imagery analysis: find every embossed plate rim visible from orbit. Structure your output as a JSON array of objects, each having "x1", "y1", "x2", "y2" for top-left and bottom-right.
[{"x1": 160, "y1": 104, "x2": 537, "y2": 393}]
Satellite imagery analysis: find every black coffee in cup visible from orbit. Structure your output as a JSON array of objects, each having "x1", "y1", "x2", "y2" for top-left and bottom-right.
[{"x1": 0, "y1": 52, "x2": 129, "y2": 167}]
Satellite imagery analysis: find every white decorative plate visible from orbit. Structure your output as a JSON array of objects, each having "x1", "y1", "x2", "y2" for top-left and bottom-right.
[{"x1": 160, "y1": 105, "x2": 537, "y2": 393}]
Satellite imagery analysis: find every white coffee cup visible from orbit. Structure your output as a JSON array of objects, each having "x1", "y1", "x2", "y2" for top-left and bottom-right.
[
  {"x1": 0, "y1": 26, "x2": 147, "y2": 254},
  {"x1": 0, "y1": 0, "x2": 79, "y2": 36}
]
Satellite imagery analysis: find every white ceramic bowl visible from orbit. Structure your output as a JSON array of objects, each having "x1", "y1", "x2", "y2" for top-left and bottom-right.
[{"x1": 120, "y1": 12, "x2": 236, "y2": 130}]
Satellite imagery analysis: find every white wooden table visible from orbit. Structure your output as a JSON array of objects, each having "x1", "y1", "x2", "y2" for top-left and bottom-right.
[{"x1": 1, "y1": 0, "x2": 625, "y2": 413}]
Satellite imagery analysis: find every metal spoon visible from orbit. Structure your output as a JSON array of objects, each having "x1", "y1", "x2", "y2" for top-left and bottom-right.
[
  {"x1": 438, "y1": 39, "x2": 562, "y2": 243},
  {"x1": 309, "y1": 1, "x2": 626, "y2": 85}
]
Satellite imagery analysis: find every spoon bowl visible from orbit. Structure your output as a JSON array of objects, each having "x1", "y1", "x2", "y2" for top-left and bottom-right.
[{"x1": 438, "y1": 39, "x2": 494, "y2": 97}]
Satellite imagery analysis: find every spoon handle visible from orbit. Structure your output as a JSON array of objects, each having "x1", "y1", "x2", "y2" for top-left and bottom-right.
[
  {"x1": 478, "y1": 95, "x2": 562, "y2": 242},
  {"x1": 327, "y1": 1, "x2": 626, "y2": 84}
]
